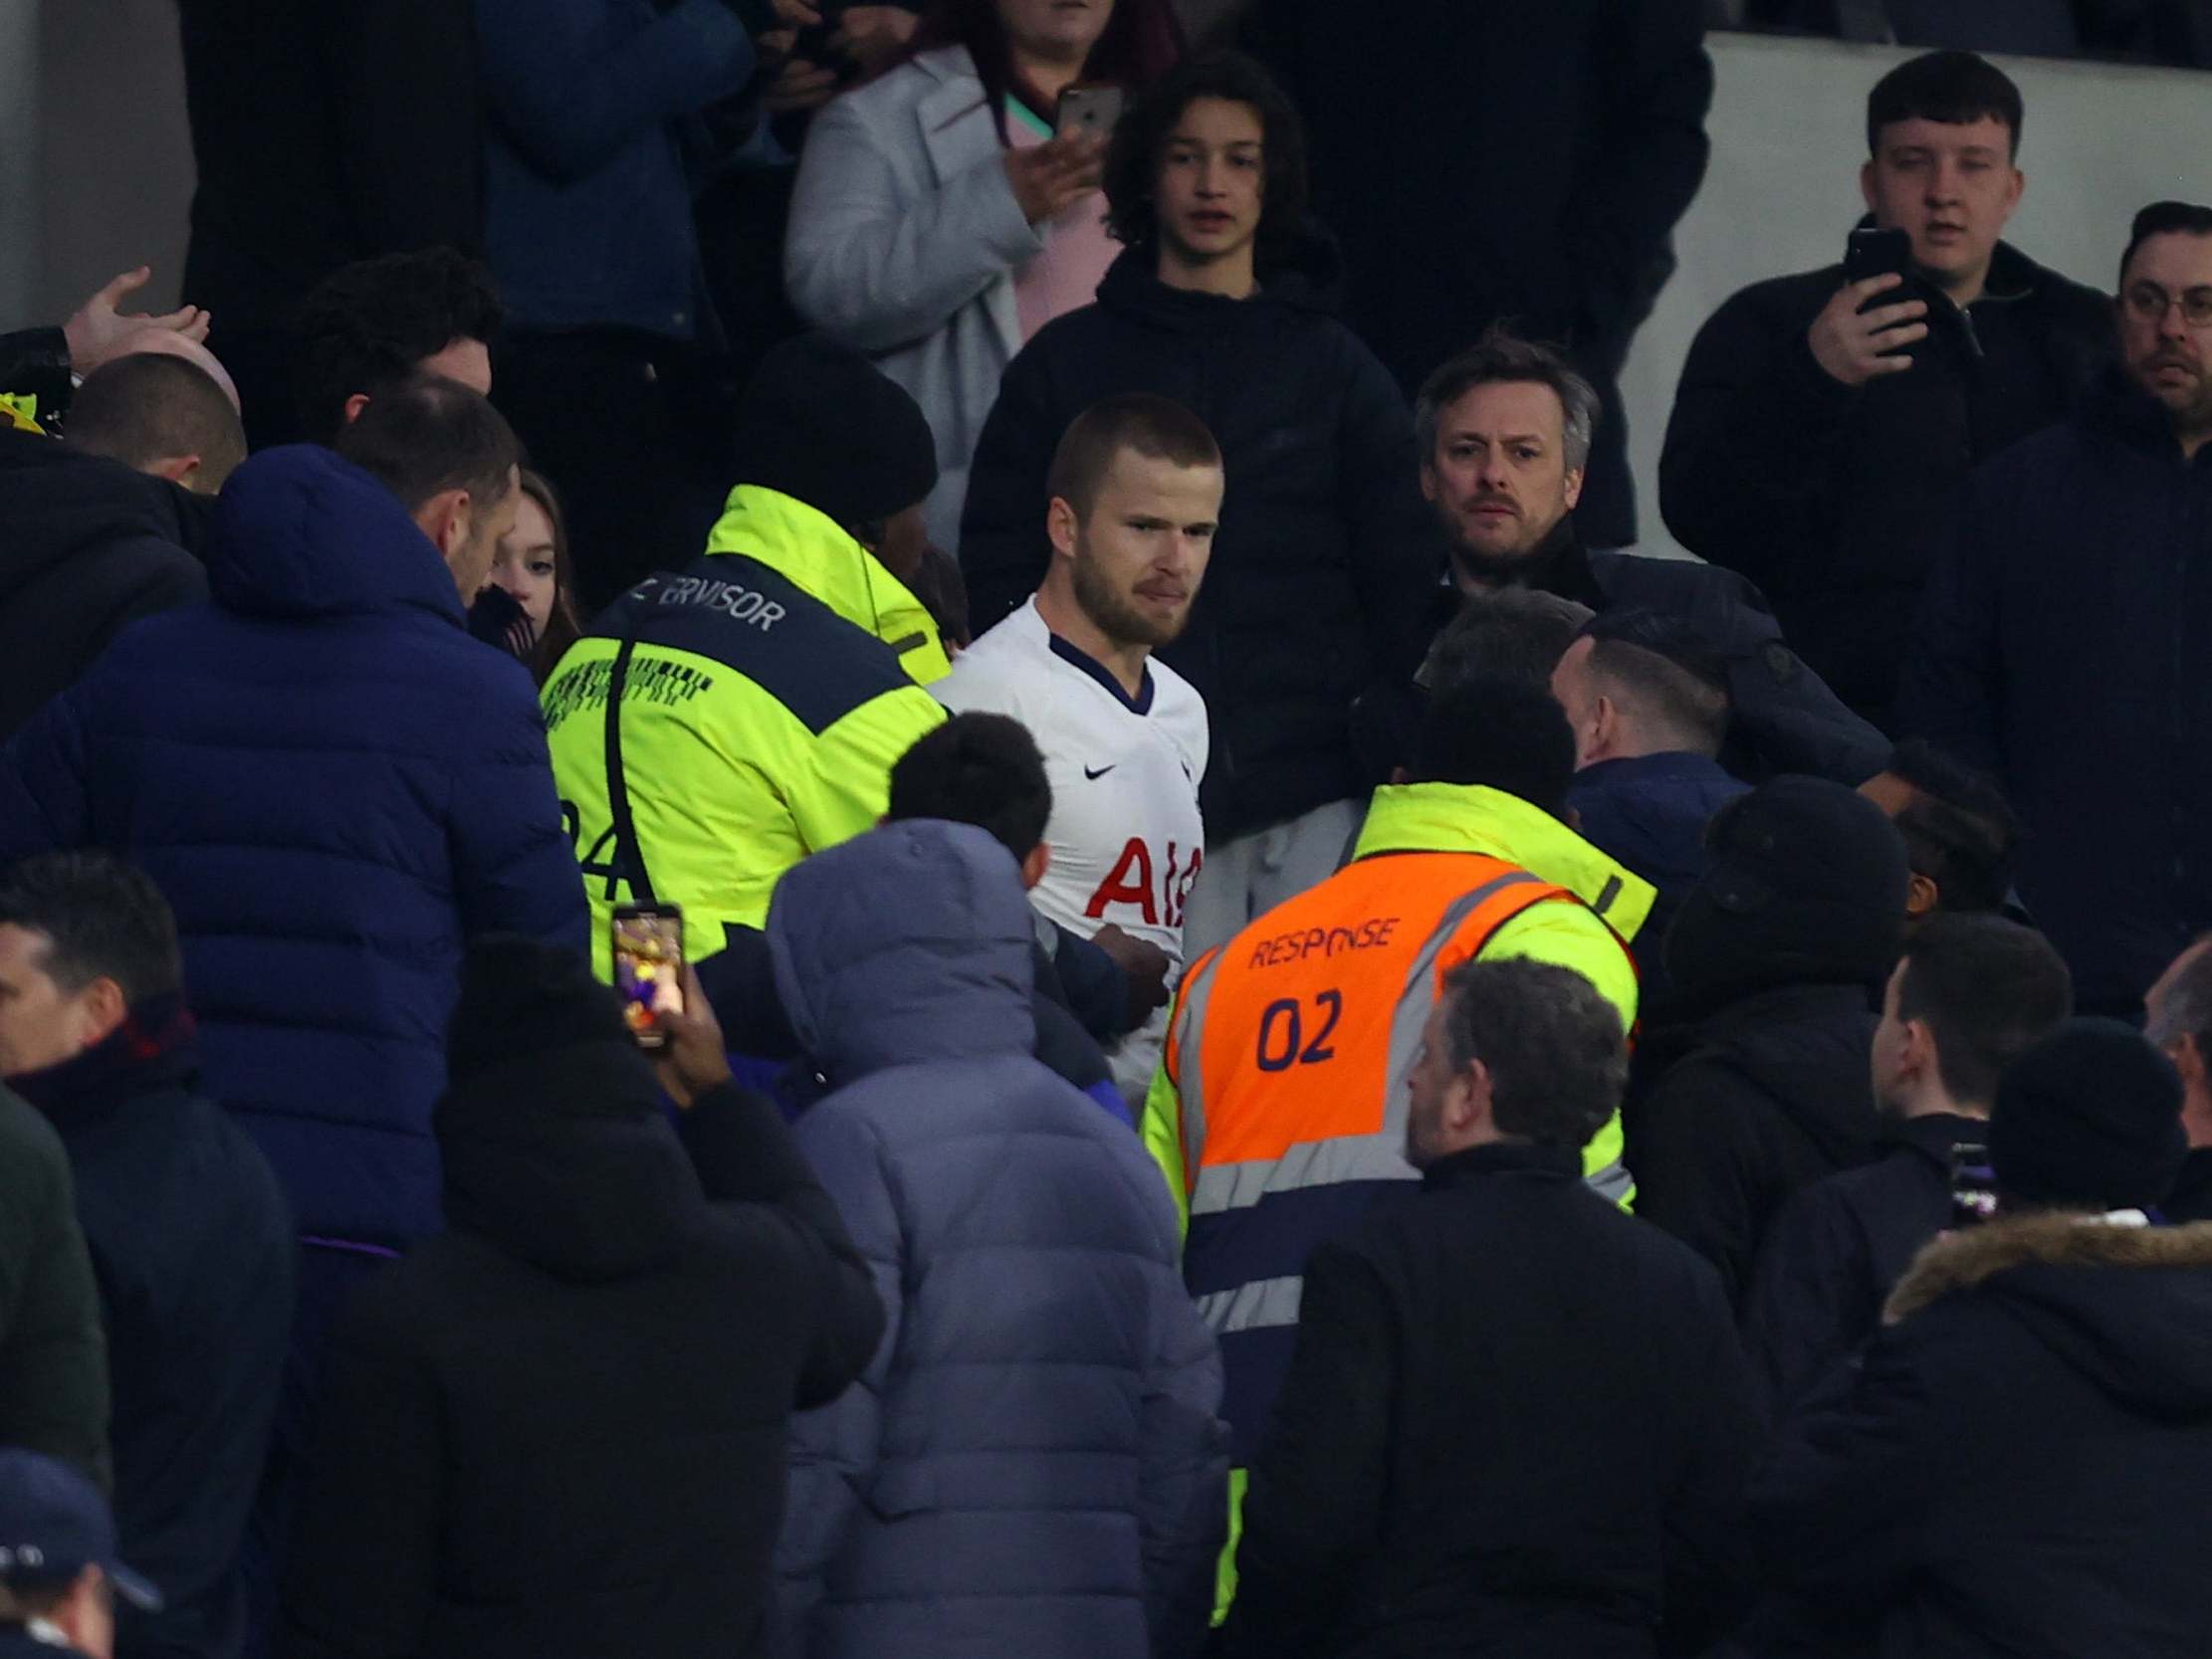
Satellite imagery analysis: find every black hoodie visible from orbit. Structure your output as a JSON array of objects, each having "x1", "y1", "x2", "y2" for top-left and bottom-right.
[
  {"x1": 0, "y1": 430, "x2": 210, "y2": 739},
  {"x1": 278, "y1": 1040, "x2": 883, "y2": 1659},
  {"x1": 960, "y1": 238, "x2": 1440, "y2": 841},
  {"x1": 1754, "y1": 1213, "x2": 2212, "y2": 1659},
  {"x1": 1629, "y1": 779, "x2": 1906, "y2": 1306}
]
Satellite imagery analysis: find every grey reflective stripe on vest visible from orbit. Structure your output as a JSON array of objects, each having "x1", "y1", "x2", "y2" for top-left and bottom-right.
[
  {"x1": 1586, "y1": 1157, "x2": 1634, "y2": 1206},
  {"x1": 1173, "y1": 949, "x2": 1229, "y2": 1190},
  {"x1": 1377, "y1": 871, "x2": 1547, "y2": 1150},
  {"x1": 1195, "y1": 1275, "x2": 1305, "y2": 1336}
]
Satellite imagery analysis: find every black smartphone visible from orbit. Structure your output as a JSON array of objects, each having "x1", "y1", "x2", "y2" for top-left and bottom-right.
[
  {"x1": 1949, "y1": 1141, "x2": 1998, "y2": 1230},
  {"x1": 1846, "y1": 226, "x2": 1913, "y2": 289},
  {"x1": 611, "y1": 903, "x2": 685, "y2": 1051}
]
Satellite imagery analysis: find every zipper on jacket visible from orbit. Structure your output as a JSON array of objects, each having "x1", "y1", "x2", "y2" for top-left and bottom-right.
[{"x1": 1956, "y1": 302, "x2": 1985, "y2": 360}]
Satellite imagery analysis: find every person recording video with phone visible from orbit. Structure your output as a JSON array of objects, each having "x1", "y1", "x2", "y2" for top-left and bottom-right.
[
  {"x1": 281, "y1": 937, "x2": 883, "y2": 1659},
  {"x1": 783, "y1": 0, "x2": 1184, "y2": 548},
  {"x1": 1659, "y1": 50, "x2": 2111, "y2": 731}
]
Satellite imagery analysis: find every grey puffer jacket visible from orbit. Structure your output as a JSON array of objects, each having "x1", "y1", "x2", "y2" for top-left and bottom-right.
[{"x1": 770, "y1": 819, "x2": 1228, "y2": 1659}]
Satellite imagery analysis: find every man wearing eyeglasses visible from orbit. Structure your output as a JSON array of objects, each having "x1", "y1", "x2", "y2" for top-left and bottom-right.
[
  {"x1": 1660, "y1": 50, "x2": 2113, "y2": 731},
  {"x1": 1903, "y1": 201, "x2": 2212, "y2": 1020}
]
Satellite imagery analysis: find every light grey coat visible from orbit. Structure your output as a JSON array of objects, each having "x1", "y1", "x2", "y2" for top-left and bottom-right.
[{"x1": 784, "y1": 46, "x2": 1046, "y2": 549}]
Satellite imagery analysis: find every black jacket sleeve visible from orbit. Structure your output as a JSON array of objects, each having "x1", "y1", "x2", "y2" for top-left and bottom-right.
[
  {"x1": 681, "y1": 1082, "x2": 884, "y2": 1409},
  {"x1": 1723, "y1": 638, "x2": 1890, "y2": 785},
  {"x1": 1748, "y1": 1318, "x2": 1946, "y2": 1623},
  {"x1": 1335, "y1": 336, "x2": 1443, "y2": 686},
  {"x1": 1564, "y1": 0, "x2": 1713, "y2": 359},
  {"x1": 958, "y1": 340, "x2": 1063, "y2": 635},
  {"x1": 693, "y1": 923, "x2": 802, "y2": 1059},
  {"x1": 277, "y1": 1282, "x2": 443, "y2": 1659},
  {"x1": 1631, "y1": 1056, "x2": 1768, "y2": 1308},
  {"x1": 1049, "y1": 925, "x2": 1136, "y2": 1042},
  {"x1": 1658, "y1": 1265, "x2": 1758, "y2": 1658},
  {"x1": 1895, "y1": 481, "x2": 2005, "y2": 772},
  {"x1": 1659, "y1": 281, "x2": 1859, "y2": 592},
  {"x1": 1739, "y1": 1178, "x2": 1876, "y2": 1427},
  {"x1": 1220, "y1": 1241, "x2": 1396, "y2": 1659}
]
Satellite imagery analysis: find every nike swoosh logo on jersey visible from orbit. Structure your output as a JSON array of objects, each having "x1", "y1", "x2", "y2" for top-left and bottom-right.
[{"x1": 1084, "y1": 764, "x2": 1117, "y2": 780}]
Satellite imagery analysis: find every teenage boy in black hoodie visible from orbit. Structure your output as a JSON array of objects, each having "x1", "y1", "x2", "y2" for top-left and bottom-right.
[{"x1": 960, "y1": 51, "x2": 1438, "y2": 961}]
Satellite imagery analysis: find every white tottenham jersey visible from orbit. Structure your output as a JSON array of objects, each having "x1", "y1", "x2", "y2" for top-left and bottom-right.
[{"x1": 937, "y1": 600, "x2": 1210, "y2": 1104}]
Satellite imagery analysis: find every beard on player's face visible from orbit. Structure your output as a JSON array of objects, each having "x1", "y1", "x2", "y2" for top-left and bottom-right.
[{"x1": 1072, "y1": 545, "x2": 1191, "y2": 649}]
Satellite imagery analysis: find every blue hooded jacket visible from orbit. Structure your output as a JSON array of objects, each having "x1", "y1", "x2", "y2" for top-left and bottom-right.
[
  {"x1": 0, "y1": 446, "x2": 587, "y2": 1249},
  {"x1": 769, "y1": 820, "x2": 1228, "y2": 1659}
]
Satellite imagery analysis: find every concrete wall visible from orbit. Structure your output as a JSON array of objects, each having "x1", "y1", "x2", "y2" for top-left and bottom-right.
[
  {"x1": 1620, "y1": 32, "x2": 2212, "y2": 554},
  {"x1": 0, "y1": 0, "x2": 37, "y2": 326},
  {"x1": 28, "y1": 0, "x2": 194, "y2": 321}
]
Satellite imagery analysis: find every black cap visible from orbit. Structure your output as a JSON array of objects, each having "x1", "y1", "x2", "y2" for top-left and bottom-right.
[
  {"x1": 732, "y1": 334, "x2": 939, "y2": 529},
  {"x1": 1663, "y1": 774, "x2": 1910, "y2": 1004},
  {"x1": 0, "y1": 1451, "x2": 161, "y2": 1611},
  {"x1": 446, "y1": 935, "x2": 632, "y2": 1089},
  {"x1": 1991, "y1": 1017, "x2": 2188, "y2": 1213}
]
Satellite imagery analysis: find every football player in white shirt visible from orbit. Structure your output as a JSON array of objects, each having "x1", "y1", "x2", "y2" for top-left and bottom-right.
[{"x1": 939, "y1": 394, "x2": 1223, "y2": 1106}]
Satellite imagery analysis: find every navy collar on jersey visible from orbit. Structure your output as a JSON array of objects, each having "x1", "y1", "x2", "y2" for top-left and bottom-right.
[{"x1": 1048, "y1": 632, "x2": 1155, "y2": 716}]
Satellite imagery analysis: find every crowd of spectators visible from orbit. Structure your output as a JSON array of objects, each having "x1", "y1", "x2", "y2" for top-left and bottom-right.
[{"x1": 1, "y1": 10, "x2": 2210, "y2": 1659}]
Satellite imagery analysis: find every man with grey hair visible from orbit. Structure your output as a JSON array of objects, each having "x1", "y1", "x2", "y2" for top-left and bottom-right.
[
  {"x1": 2146, "y1": 934, "x2": 2212, "y2": 1221},
  {"x1": 1406, "y1": 327, "x2": 1885, "y2": 785},
  {"x1": 1222, "y1": 955, "x2": 1756, "y2": 1658}
]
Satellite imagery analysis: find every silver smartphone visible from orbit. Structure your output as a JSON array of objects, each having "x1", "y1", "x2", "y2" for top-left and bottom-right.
[{"x1": 1056, "y1": 86, "x2": 1125, "y2": 139}]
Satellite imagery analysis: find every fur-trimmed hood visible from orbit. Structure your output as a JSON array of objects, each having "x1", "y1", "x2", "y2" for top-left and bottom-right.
[{"x1": 1885, "y1": 1214, "x2": 2212, "y2": 1419}]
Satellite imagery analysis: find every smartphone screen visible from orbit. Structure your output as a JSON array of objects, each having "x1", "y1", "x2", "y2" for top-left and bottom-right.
[
  {"x1": 612, "y1": 905, "x2": 684, "y2": 1051},
  {"x1": 1055, "y1": 86, "x2": 1124, "y2": 139},
  {"x1": 1949, "y1": 1141, "x2": 1998, "y2": 1229}
]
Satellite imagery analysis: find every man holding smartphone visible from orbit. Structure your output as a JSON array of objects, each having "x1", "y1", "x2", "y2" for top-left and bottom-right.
[{"x1": 1660, "y1": 50, "x2": 2111, "y2": 730}]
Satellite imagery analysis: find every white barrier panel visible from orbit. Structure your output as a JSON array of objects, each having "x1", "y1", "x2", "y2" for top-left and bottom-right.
[{"x1": 1621, "y1": 30, "x2": 2212, "y2": 557}]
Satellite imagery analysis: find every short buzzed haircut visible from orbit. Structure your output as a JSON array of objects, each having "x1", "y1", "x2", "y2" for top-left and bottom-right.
[
  {"x1": 1896, "y1": 914, "x2": 2073, "y2": 1106},
  {"x1": 1045, "y1": 394, "x2": 1221, "y2": 521},
  {"x1": 65, "y1": 353, "x2": 248, "y2": 488},
  {"x1": 1422, "y1": 588, "x2": 1596, "y2": 696},
  {"x1": 887, "y1": 714, "x2": 1052, "y2": 863},
  {"x1": 1416, "y1": 325, "x2": 1601, "y2": 474},
  {"x1": 1411, "y1": 676, "x2": 1577, "y2": 817},
  {"x1": 333, "y1": 374, "x2": 521, "y2": 518},
  {"x1": 0, "y1": 851, "x2": 184, "y2": 1007},
  {"x1": 1868, "y1": 50, "x2": 2022, "y2": 160},
  {"x1": 1577, "y1": 609, "x2": 1732, "y2": 758},
  {"x1": 1440, "y1": 957, "x2": 1626, "y2": 1149}
]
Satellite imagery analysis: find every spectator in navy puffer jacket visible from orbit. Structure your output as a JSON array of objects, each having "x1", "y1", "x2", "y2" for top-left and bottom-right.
[
  {"x1": 0, "y1": 381, "x2": 588, "y2": 1595},
  {"x1": 769, "y1": 818, "x2": 1228, "y2": 1659}
]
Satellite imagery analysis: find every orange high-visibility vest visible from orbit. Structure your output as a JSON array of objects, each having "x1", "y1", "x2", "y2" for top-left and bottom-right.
[
  {"x1": 1162, "y1": 849, "x2": 1637, "y2": 1470},
  {"x1": 1169, "y1": 851, "x2": 1629, "y2": 1201}
]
